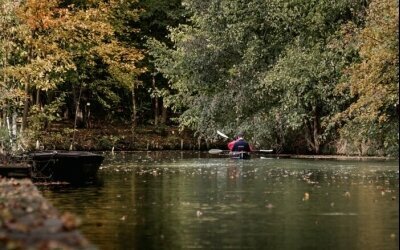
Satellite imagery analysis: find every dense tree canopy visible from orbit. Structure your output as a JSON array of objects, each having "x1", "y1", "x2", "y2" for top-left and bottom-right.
[
  {"x1": 335, "y1": 0, "x2": 399, "y2": 155},
  {"x1": 0, "y1": 0, "x2": 398, "y2": 155},
  {"x1": 149, "y1": 0, "x2": 398, "y2": 155}
]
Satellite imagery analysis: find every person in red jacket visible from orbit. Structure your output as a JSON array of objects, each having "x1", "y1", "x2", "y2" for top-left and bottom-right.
[{"x1": 228, "y1": 131, "x2": 252, "y2": 152}]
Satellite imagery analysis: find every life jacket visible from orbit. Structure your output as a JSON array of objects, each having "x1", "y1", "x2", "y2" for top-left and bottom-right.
[{"x1": 232, "y1": 138, "x2": 250, "y2": 152}]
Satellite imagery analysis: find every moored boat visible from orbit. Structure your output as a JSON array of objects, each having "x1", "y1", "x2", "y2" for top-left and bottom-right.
[{"x1": 29, "y1": 151, "x2": 104, "y2": 183}]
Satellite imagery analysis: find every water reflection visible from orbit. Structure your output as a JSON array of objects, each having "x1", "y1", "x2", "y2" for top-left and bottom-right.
[{"x1": 39, "y1": 151, "x2": 399, "y2": 250}]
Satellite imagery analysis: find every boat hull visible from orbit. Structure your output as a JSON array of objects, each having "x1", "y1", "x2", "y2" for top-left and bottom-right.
[
  {"x1": 29, "y1": 151, "x2": 104, "y2": 183},
  {"x1": 230, "y1": 151, "x2": 251, "y2": 160}
]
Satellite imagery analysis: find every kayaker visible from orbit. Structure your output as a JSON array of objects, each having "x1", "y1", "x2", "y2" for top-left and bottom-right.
[{"x1": 227, "y1": 131, "x2": 252, "y2": 152}]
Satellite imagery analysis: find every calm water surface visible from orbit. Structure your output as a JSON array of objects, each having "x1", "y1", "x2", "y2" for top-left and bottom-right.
[{"x1": 39, "y1": 151, "x2": 399, "y2": 250}]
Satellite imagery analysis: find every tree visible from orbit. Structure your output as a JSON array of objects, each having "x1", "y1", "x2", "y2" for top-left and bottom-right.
[
  {"x1": 261, "y1": 42, "x2": 350, "y2": 153},
  {"x1": 335, "y1": 0, "x2": 399, "y2": 155},
  {"x1": 15, "y1": 0, "x2": 75, "y2": 130},
  {"x1": 2, "y1": 0, "x2": 145, "y2": 150},
  {"x1": 149, "y1": 0, "x2": 292, "y2": 138},
  {"x1": 0, "y1": 0, "x2": 24, "y2": 120},
  {"x1": 149, "y1": 0, "x2": 369, "y2": 152},
  {"x1": 129, "y1": 0, "x2": 186, "y2": 125},
  {"x1": 1, "y1": 0, "x2": 73, "y2": 150}
]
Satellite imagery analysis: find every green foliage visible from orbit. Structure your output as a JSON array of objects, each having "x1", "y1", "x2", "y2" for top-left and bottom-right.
[
  {"x1": 338, "y1": 0, "x2": 399, "y2": 120},
  {"x1": 335, "y1": 0, "x2": 399, "y2": 155},
  {"x1": 261, "y1": 42, "x2": 349, "y2": 153},
  {"x1": 0, "y1": 126, "x2": 11, "y2": 151},
  {"x1": 338, "y1": 119, "x2": 398, "y2": 156},
  {"x1": 1, "y1": 0, "x2": 397, "y2": 156},
  {"x1": 0, "y1": 0, "x2": 27, "y2": 114},
  {"x1": 97, "y1": 135, "x2": 121, "y2": 149},
  {"x1": 150, "y1": 0, "x2": 375, "y2": 154},
  {"x1": 28, "y1": 94, "x2": 66, "y2": 131},
  {"x1": 1, "y1": 0, "x2": 145, "y2": 143}
]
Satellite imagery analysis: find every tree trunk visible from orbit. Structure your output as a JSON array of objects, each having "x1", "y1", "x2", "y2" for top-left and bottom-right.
[
  {"x1": 36, "y1": 89, "x2": 40, "y2": 105},
  {"x1": 71, "y1": 85, "x2": 82, "y2": 150},
  {"x1": 161, "y1": 103, "x2": 167, "y2": 124},
  {"x1": 2, "y1": 44, "x2": 7, "y2": 127},
  {"x1": 22, "y1": 81, "x2": 29, "y2": 131},
  {"x1": 313, "y1": 116, "x2": 320, "y2": 154},
  {"x1": 11, "y1": 112, "x2": 17, "y2": 151},
  {"x1": 152, "y1": 75, "x2": 159, "y2": 126},
  {"x1": 311, "y1": 105, "x2": 320, "y2": 154},
  {"x1": 304, "y1": 114, "x2": 320, "y2": 154},
  {"x1": 22, "y1": 42, "x2": 34, "y2": 131},
  {"x1": 131, "y1": 81, "x2": 137, "y2": 138},
  {"x1": 85, "y1": 101, "x2": 91, "y2": 128},
  {"x1": 274, "y1": 112, "x2": 284, "y2": 153}
]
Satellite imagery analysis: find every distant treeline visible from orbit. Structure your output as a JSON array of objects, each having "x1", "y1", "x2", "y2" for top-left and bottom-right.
[{"x1": 0, "y1": 0, "x2": 398, "y2": 156}]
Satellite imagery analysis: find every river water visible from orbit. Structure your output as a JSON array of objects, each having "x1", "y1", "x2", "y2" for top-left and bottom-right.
[{"x1": 39, "y1": 151, "x2": 399, "y2": 250}]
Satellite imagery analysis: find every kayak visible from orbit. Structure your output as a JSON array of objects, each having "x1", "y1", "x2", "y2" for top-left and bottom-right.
[
  {"x1": 230, "y1": 151, "x2": 251, "y2": 160},
  {"x1": 208, "y1": 149, "x2": 251, "y2": 159}
]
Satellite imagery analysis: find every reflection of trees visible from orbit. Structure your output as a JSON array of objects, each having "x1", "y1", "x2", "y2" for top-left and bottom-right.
[{"x1": 40, "y1": 155, "x2": 399, "y2": 249}]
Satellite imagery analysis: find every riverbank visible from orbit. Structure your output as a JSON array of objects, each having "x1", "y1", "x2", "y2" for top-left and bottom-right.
[
  {"x1": 25, "y1": 123, "x2": 397, "y2": 158},
  {"x1": 0, "y1": 178, "x2": 95, "y2": 249},
  {"x1": 37, "y1": 124, "x2": 222, "y2": 151}
]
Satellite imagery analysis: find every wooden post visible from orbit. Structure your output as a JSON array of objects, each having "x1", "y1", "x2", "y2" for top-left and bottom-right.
[
  {"x1": 152, "y1": 75, "x2": 159, "y2": 126},
  {"x1": 131, "y1": 81, "x2": 137, "y2": 145},
  {"x1": 198, "y1": 137, "x2": 201, "y2": 150},
  {"x1": 71, "y1": 85, "x2": 83, "y2": 151}
]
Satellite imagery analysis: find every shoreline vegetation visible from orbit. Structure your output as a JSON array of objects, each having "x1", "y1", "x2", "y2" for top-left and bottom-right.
[
  {"x1": 35, "y1": 125, "x2": 220, "y2": 152},
  {"x1": 31, "y1": 125, "x2": 397, "y2": 159},
  {"x1": 1, "y1": 122, "x2": 397, "y2": 159}
]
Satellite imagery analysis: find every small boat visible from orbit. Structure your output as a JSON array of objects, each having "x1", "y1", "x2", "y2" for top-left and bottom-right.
[
  {"x1": 230, "y1": 151, "x2": 251, "y2": 160},
  {"x1": 208, "y1": 149, "x2": 252, "y2": 159},
  {"x1": 28, "y1": 151, "x2": 104, "y2": 184}
]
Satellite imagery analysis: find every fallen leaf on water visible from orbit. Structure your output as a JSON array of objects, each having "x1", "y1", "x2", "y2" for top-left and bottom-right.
[
  {"x1": 0, "y1": 208, "x2": 13, "y2": 221},
  {"x1": 25, "y1": 206, "x2": 34, "y2": 213},
  {"x1": 6, "y1": 240, "x2": 22, "y2": 250},
  {"x1": 5, "y1": 222, "x2": 29, "y2": 233},
  {"x1": 265, "y1": 204, "x2": 274, "y2": 209},
  {"x1": 61, "y1": 212, "x2": 81, "y2": 230}
]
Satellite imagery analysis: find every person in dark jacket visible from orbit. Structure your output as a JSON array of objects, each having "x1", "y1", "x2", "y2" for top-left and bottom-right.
[{"x1": 227, "y1": 131, "x2": 252, "y2": 152}]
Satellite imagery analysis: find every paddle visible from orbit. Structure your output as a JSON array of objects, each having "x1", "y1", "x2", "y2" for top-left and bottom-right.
[
  {"x1": 258, "y1": 149, "x2": 273, "y2": 153},
  {"x1": 209, "y1": 149, "x2": 228, "y2": 154},
  {"x1": 217, "y1": 130, "x2": 230, "y2": 139},
  {"x1": 215, "y1": 130, "x2": 273, "y2": 153},
  {"x1": 208, "y1": 149, "x2": 273, "y2": 154}
]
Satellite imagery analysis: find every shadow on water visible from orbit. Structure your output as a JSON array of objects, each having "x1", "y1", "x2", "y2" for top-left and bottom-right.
[{"x1": 39, "y1": 151, "x2": 399, "y2": 250}]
